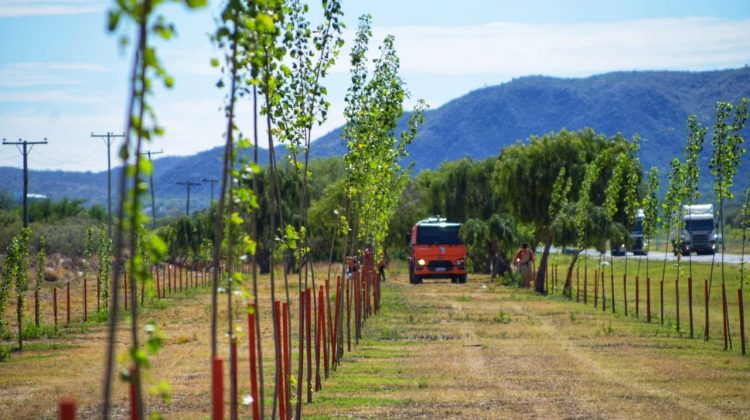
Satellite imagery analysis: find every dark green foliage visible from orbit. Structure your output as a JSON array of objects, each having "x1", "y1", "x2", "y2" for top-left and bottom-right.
[{"x1": 27, "y1": 197, "x2": 86, "y2": 223}]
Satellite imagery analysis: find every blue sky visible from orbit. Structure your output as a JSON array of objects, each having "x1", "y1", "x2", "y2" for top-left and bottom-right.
[{"x1": 1, "y1": 0, "x2": 749, "y2": 171}]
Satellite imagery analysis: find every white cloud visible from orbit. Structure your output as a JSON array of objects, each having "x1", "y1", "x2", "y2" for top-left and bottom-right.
[
  {"x1": 372, "y1": 17, "x2": 750, "y2": 77},
  {"x1": 0, "y1": 90, "x2": 107, "y2": 104},
  {"x1": 0, "y1": 1, "x2": 102, "y2": 17},
  {"x1": 0, "y1": 62, "x2": 109, "y2": 88}
]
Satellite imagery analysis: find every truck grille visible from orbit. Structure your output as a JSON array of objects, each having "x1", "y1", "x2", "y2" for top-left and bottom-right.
[
  {"x1": 428, "y1": 260, "x2": 453, "y2": 271},
  {"x1": 692, "y1": 233, "x2": 709, "y2": 246}
]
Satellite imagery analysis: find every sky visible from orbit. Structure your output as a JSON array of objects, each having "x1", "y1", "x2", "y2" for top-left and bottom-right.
[{"x1": 1, "y1": 0, "x2": 749, "y2": 172}]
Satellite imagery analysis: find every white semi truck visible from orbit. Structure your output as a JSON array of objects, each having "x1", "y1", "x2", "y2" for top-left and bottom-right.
[{"x1": 672, "y1": 204, "x2": 721, "y2": 256}]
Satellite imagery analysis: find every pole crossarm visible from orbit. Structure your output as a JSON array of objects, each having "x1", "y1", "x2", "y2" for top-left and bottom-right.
[
  {"x1": 138, "y1": 150, "x2": 163, "y2": 228},
  {"x1": 2, "y1": 138, "x2": 48, "y2": 228},
  {"x1": 202, "y1": 177, "x2": 219, "y2": 205},
  {"x1": 177, "y1": 181, "x2": 201, "y2": 216},
  {"x1": 91, "y1": 132, "x2": 125, "y2": 238}
]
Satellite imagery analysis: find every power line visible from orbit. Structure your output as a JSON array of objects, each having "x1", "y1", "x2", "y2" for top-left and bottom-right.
[
  {"x1": 91, "y1": 131, "x2": 124, "y2": 238},
  {"x1": 176, "y1": 181, "x2": 200, "y2": 216},
  {"x1": 137, "y1": 150, "x2": 163, "y2": 229},
  {"x1": 2, "y1": 137, "x2": 48, "y2": 227}
]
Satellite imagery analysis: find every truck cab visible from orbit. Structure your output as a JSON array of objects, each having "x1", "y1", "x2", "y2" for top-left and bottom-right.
[
  {"x1": 407, "y1": 217, "x2": 467, "y2": 284},
  {"x1": 612, "y1": 209, "x2": 647, "y2": 256},
  {"x1": 673, "y1": 204, "x2": 720, "y2": 256}
]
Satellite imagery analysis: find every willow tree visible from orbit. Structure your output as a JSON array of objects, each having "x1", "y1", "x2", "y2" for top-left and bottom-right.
[{"x1": 495, "y1": 129, "x2": 621, "y2": 295}]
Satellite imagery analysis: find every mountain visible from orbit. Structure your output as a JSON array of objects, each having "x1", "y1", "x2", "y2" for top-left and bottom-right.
[
  {"x1": 1, "y1": 67, "x2": 749, "y2": 215},
  {"x1": 312, "y1": 67, "x2": 750, "y2": 178}
]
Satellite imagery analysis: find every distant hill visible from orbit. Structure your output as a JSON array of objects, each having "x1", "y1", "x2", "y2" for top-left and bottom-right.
[
  {"x1": 1, "y1": 67, "x2": 749, "y2": 215},
  {"x1": 312, "y1": 67, "x2": 750, "y2": 179}
]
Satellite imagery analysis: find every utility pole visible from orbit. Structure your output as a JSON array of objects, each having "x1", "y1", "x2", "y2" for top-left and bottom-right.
[
  {"x1": 2, "y1": 138, "x2": 48, "y2": 228},
  {"x1": 137, "y1": 150, "x2": 163, "y2": 229},
  {"x1": 91, "y1": 131, "x2": 124, "y2": 238},
  {"x1": 176, "y1": 181, "x2": 200, "y2": 216},
  {"x1": 202, "y1": 177, "x2": 219, "y2": 206}
]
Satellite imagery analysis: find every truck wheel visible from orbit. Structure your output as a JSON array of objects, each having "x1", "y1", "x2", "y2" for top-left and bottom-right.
[
  {"x1": 412, "y1": 275, "x2": 423, "y2": 285},
  {"x1": 458, "y1": 275, "x2": 467, "y2": 284},
  {"x1": 451, "y1": 276, "x2": 458, "y2": 283}
]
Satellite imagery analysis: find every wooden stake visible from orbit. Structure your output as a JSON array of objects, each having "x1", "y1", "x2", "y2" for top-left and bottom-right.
[
  {"x1": 247, "y1": 304, "x2": 260, "y2": 420},
  {"x1": 739, "y1": 289, "x2": 746, "y2": 356},
  {"x1": 688, "y1": 277, "x2": 694, "y2": 338},
  {"x1": 647, "y1": 277, "x2": 651, "y2": 323}
]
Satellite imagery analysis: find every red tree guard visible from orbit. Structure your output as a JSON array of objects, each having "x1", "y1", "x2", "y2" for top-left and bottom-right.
[{"x1": 212, "y1": 356, "x2": 224, "y2": 420}]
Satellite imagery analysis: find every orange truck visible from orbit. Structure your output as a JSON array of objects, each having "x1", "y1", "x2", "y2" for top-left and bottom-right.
[{"x1": 407, "y1": 217, "x2": 467, "y2": 284}]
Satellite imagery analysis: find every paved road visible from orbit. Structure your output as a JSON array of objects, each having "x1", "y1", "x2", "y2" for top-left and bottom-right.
[
  {"x1": 580, "y1": 250, "x2": 747, "y2": 265},
  {"x1": 543, "y1": 247, "x2": 748, "y2": 265}
]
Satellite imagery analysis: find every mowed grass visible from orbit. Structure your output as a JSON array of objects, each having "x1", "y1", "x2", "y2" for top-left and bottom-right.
[
  {"x1": 543, "y1": 252, "x2": 748, "y2": 343},
  {"x1": 1, "y1": 260, "x2": 749, "y2": 419}
]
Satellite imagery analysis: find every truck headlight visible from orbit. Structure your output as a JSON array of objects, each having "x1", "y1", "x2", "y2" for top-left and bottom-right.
[
  {"x1": 418, "y1": 258, "x2": 426, "y2": 266},
  {"x1": 456, "y1": 258, "x2": 464, "y2": 266}
]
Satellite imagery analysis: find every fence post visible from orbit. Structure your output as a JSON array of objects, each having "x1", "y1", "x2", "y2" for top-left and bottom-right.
[
  {"x1": 688, "y1": 277, "x2": 694, "y2": 338},
  {"x1": 647, "y1": 277, "x2": 651, "y2": 323},
  {"x1": 739, "y1": 289, "x2": 746, "y2": 356},
  {"x1": 676, "y1": 278, "x2": 680, "y2": 332},
  {"x1": 83, "y1": 275, "x2": 87, "y2": 322},
  {"x1": 66, "y1": 282, "x2": 71, "y2": 325},
  {"x1": 247, "y1": 304, "x2": 260, "y2": 420},
  {"x1": 58, "y1": 397, "x2": 76, "y2": 420},
  {"x1": 212, "y1": 357, "x2": 224, "y2": 420},
  {"x1": 53, "y1": 287, "x2": 58, "y2": 325},
  {"x1": 635, "y1": 275, "x2": 640, "y2": 317},
  {"x1": 623, "y1": 274, "x2": 628, "y2": 316},
  {"x1": 705, "y1": 280, "x2": 710, "y2": 340},
  {"x1": 305, "y1": 289, "x2": 313, "y2": 403},
  {"x1": 660, "y1": 280, "x2": 664, "y2": 324},
  {"x1": 722, "y1": 282, "x2": 729, "y2": 351}
]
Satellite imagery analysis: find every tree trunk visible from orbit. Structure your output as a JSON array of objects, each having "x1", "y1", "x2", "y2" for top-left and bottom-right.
[
  {"x1": 535, "y1": 229, "x2": 553, "y2": 294},
  {"x1": 564, "y1": 250, "x2": 581, "y2": 297}
]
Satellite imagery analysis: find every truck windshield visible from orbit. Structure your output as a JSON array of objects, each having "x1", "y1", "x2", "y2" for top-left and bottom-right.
[
  {"x1": 684, "y1": 219, "x2": 713, "y2": 231},
  {"x1": 416, "y1": 225, "x2": 463, "y2": 245}
]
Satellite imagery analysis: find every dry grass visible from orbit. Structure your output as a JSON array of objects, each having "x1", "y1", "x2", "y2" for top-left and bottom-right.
[{"x1": 1, "y1": 262, "x2": 749, "y2": 419}]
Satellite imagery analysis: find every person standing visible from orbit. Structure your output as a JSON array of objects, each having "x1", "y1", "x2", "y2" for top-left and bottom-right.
[{"x1": 514, "y1": 243, "x2": 535, "y2": 288}]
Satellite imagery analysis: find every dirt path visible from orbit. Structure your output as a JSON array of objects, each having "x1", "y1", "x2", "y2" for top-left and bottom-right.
[{"x1": 1, "y1": 272, "x2": 749, "y2": 419}]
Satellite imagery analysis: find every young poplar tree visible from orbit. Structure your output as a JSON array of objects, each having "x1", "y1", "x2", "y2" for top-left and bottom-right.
[
  {"x1": 0, "y1": 237, "x2": 17, "y2": 340},
  {"x1": 683, "y1": 115, "x2": 707, "y2": 279},
  {"x1": 604, "y1": 153, "x2": 627, "y2": 311},
  {"x1": 661, "y1": 158, "x2": 685, "y2": 287},
  {"x1": 641, "y1": 167, "x2": 660, "y2": 281},
  {"x1": 14, "y1": 228, "x2": 31, "y2": 350},
  {"x1": 709, "y1": 98, "x2": 748, "y2": 288},
  {"x1": 342, "y1": 15, "x2": 426, "y2": 259},
  {"x1": 621, "y1": 137, "x2": 641, "y2": 284},
  {"x1": 97, "y1": 226, "x2": 112, "y2": 310},
  {"x1": 104, "y1": 0, "x2": 203, "y2": 417},
  {"x1": 34, "y1": 236, "x2": 46, "y2": 327},
  {"x1": 741, "y1": 187, "x2": 749, "y2": 291},
  {"x1": 572, "y1": 156, "x2": 603, "y2": 296},
  {"x1": 548, "y1": 167, "x2": 572, "y2": 296},
  {"x1": 708, "y1": 98, "x2": 748, "y2": 344}
]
